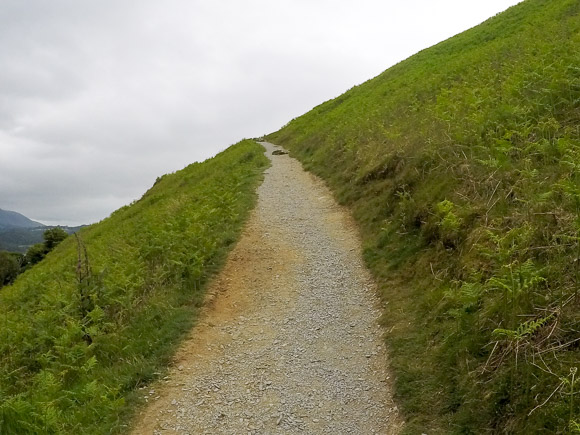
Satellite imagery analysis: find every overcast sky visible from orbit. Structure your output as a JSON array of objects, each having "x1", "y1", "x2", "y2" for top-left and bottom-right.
[{"x1": 0, "y1": 0, "x2": 522, "y2": 226}]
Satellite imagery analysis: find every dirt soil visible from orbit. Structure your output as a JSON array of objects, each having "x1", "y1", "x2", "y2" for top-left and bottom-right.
[{"x1": 131, "y1": 142, "x2": 403, "y2": 434}]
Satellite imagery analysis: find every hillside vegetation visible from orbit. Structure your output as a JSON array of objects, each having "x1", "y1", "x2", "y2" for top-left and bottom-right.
[
  {"x1": 268, "y1": 0, "x2": 580, "y2": 432},
  {"x1": 0, "y1": 140, "x2": 268, "y2": 434}
]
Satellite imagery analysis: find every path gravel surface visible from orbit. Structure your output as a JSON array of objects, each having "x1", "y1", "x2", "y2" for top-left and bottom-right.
[{"x1": 132, "y1": 142, "x2": 403, "y2": 434}]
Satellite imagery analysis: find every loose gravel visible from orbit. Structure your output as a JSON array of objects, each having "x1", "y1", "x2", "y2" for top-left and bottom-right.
[{"x1": 132, "y1": 142, "x2": 403, "y2": 434}]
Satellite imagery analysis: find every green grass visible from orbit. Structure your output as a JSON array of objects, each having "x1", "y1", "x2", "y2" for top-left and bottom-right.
[
  {"x1": 267, "y1": 0, "x2": 580, "y2": 432},
  {"x1": 0, "y1": 140, "x2": 269, "y2": 434}
]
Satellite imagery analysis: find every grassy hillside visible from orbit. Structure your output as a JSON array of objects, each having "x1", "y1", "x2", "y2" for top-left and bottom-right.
[
  {"x1": 268, "y1": 0, "x2": 580, "y2": 432},
  {"x1": 0, "y1": 140, "x2": 268, "y2": 434}
]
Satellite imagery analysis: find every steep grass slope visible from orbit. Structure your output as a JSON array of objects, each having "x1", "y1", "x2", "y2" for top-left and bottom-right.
[
  {"x1": 0, "y1": 140, "x2": 268, "y2": 434},
  {"x1": 268, "y1": 0, "x2": 580, "y2": 432}
]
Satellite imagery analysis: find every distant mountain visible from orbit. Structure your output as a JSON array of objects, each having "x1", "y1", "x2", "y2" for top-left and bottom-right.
[
  {"x1": 0, "y1": 208, "x2": 86, "y2": 253},
  {"x1": 0, "y1": 208, "x2": 45, "y2": 230}
]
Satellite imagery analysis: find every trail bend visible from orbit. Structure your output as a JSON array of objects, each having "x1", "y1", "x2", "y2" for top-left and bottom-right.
[{"x1": 132, "y1": 142, "x2": 403, "y2": 434}]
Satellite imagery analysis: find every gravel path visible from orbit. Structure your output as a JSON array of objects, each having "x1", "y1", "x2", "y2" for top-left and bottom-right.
[{"x1": 132, "y1": 142, "x2": 403, "y2": 434}]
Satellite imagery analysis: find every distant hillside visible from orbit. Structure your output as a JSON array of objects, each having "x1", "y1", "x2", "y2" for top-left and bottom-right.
[
  {"x1": 268, "y1": 0, "x2": 580, "y2": 432},
  {"x1": 0, "y1": 208, "x2": 44, "y2": 230},
  {"x1": 0, "y1": 140, "x2": 268, "y2": 433},
  {"x1": 0, "y1": 225, "x2": 85, "y2": 254}
]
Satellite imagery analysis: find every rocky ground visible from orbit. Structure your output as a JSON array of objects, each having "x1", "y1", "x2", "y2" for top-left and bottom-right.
[{"x1": 131, "y1": 142, "x2": 403, "y2": 434}]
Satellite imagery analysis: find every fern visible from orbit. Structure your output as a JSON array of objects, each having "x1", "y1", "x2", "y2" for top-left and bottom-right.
[
  {"x1": 0, "y1": 396, "x2": 42, "y2": 434},
  {"x1": 487, "y1": 259, "x2": 546, "y2": 297},
  {"x1": 492, "y1": 313, "x2": 554, "y2": 341}
]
